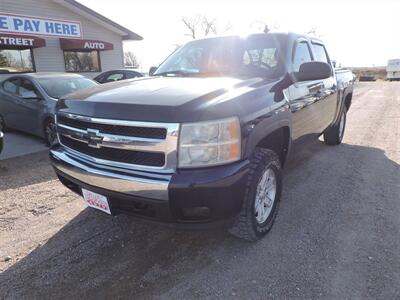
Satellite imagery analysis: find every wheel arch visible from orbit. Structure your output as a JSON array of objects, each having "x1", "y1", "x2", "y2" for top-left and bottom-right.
[
  {"x1": 244, "y1": 118, "x2": 292, "y2": 167},
  {"x1": 344, "y1": 92, "x2": 352, "y2": 111}
]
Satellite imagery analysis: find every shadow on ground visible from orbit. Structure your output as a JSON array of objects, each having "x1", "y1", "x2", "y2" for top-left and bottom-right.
[
  {"x1": 0, "y1": 151, "x2": 54, "y2": 191},
  {"x1": 1, "y1": 142, "x2": 399, "y2": 299}
]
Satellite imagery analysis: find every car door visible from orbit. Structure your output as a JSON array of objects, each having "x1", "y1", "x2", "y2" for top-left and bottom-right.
[
  {"x1": 286, "y1": 39, "x2": 323, "y2": 143},
  {"x1": 0, "y1": 77, "x2": 23, "y2": 130},
  {"x1": 310, "y1": 42, "x2": 338, "y2": 131},
  {"x1": 12, "y1": 79, "x2": 44, "y2": 135}
]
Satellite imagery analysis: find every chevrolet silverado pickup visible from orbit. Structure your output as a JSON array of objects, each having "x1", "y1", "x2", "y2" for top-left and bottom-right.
[{"x1": 50, "y1": 32, "x2": 354, "y2": 241}]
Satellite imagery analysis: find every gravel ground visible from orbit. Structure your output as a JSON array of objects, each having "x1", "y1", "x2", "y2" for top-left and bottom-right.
[{"x1": 0, "y1": 82, "x2": 399, "y2": 299}]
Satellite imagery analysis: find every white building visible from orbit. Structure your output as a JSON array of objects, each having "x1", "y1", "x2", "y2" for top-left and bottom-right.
[{"x1": 0, "y1": 0, "x2": 142, "y2": 79}]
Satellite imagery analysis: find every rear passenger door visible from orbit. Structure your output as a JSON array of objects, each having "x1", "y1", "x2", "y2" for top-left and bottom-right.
[
  {"x1": 286, "y1": 40, "x2": 322, "y2": 143},
  {"x1": 1, "y1": 77, "x2": 23, "y2": 130},
  {"x1": 310, "y1": 42, "x2": 338, "y2": 130}
]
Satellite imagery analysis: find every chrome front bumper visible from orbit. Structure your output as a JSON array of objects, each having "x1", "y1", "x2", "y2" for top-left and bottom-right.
[{"x1": 50, "y1": 147, "x2": 171, "y2": 201}]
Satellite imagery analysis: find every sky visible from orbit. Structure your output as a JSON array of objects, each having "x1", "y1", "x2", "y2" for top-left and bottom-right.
[{"x1": 79, "y1": 0, "x2": 400, "y2": 70}]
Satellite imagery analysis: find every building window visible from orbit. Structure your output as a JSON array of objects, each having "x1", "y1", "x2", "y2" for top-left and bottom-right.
[
  {"x1": 0, "y1": 49, "x2": 35, "y2": 73},
  {"x1": 63, "y1": 50, "x2": 101, "y2": 72}
]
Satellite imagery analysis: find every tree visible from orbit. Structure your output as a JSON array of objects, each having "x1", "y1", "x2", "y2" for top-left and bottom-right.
[
  {"x1": 182, "y1": 15, "x2": 201, "y2": 39},
  {"x1": 0, "y1": 52, "x2": 8, "y2": 67},
  {"x1": 181, "y1": 15, "x2": 231, "y2": 39},
  {"x1": 249, "y1": 20, "x2": 279, "y2": 33},
  {"x1": 124, "y1": 51, "x2": 140, "y2": 68},
  {"x1": 307, "y1": 27, "x2": 322, "y2": 38}
]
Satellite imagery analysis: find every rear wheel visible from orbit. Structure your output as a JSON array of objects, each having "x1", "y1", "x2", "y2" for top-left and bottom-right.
[
  {"x1": 323, "y1": 107, "x2": 347, "y2": 145},
  {"x1": 229, "y1": 148, "x2": 282, "y2": 241},
  {"x1": 44, "y1": 119, "x2": 57, "y2": 147}
]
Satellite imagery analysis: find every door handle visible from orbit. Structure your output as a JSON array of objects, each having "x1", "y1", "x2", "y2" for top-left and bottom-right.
[
  {"x1": 307, "y1": 82, "x2": 324, "y2": 95},
  {"x1": 307, "y1": 82, "x2": 324, "y2": 90}
]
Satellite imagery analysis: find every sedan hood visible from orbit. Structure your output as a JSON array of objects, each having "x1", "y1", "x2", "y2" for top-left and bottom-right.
[{"x1": 58, "y1": 76, "x2": 274, "y2": 123}]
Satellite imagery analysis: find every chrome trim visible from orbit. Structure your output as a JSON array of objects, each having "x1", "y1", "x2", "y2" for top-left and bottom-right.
[
  {"x1": 63, "y1": 148, "x2": 172, "y2": 180},
  {"x1": 63, "y1": 144, "x2": 174, "y2": 174},
  {"x1": 58, "y1": 112, "x2": 174, "y2": 129},
  {"x1": 57, "y1": 124, "x2": 169, "y2": 152},
  {"x1": 51, "y1": 148, "x2": 170, "y2": 201},
  {"x1": 56, "y1": 113, "x2": 180, "y2": 172}
]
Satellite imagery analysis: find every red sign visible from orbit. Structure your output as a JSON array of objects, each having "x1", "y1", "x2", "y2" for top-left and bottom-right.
[
  {"x1": 0, "y1": 33, "x2": 46, "y2": 48},
  {"x1": 60, "y1": 38, "x2": 113, "y2": 51}
]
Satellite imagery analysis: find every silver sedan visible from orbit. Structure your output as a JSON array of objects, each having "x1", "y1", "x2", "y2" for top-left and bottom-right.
[{"x1": 0, "y1": 73, "x2": 97, "y2": 145}]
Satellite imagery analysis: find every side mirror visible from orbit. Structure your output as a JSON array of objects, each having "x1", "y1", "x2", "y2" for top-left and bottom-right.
[
  {"x1": 294, "y1": 61, "x2": 332, "y2": 82},
  {"x1": 21, "y1": 90, "x2": 41, "y2": 100},
  {"x1": 149, "y1": 66, "x2": 158, "y2": 76}
]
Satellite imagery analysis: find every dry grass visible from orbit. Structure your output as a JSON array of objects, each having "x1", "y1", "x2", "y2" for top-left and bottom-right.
[{"x1": 350, "y1": 67, "x2": 387, "y2": 80}]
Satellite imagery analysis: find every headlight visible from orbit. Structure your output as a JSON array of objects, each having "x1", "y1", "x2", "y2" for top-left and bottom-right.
[{"x1": 178, "y1": 117, "x2": 241, "y2": 168}]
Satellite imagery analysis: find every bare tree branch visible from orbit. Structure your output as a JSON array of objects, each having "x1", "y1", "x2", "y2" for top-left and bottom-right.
[
  {"x1": 181, "y1": 15, "x2": 201, "y2": 39},
  {"x1": 307, "y1": 27, "x2": 322, "y2": 38},
  {"x1": 124, "y1": 51, "x2": 140, "y2": 68},
  {"x1": 201, "y1": 16, "x2": 217, "y2": 36},
  {"x1": 181, "y1": 15, "x2": 231, "y2": 39}
]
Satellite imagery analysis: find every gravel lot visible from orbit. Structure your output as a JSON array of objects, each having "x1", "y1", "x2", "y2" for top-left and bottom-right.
[{"x1": 0, "y1": 82, "x2": 399, "y2": 299}]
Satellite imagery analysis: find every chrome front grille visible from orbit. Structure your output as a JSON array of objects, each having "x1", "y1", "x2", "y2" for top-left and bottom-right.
[{"x1": 56, "y1": 113, "x2": 180, "y2": 173}]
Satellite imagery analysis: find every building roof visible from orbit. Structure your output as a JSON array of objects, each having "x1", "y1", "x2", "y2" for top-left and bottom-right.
[{"x1": 53, "y1": 0, "x2": 143, "y2": 41}]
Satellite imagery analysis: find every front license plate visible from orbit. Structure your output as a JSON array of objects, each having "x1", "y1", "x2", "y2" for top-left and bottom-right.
[{"x1": 82, "y1": 189, "x2": 111, "y2": 215}]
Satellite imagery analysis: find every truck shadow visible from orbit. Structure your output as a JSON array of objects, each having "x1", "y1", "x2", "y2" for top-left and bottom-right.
[
  {"x1": 0, "y1": 151, "x2": 54, "y2": 191},
  {"x1": 1, "y1": 142, "x2": 399, "y2": 299}
]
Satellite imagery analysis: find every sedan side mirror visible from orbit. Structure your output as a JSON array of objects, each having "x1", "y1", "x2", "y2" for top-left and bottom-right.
[
  {"x1": 149, "y1": 66, "x2": 158, "y2": 76},
  {"x1": 294, "y1": 61, "x2": 332, "y2": 82},
  {"x1": 21, "y1": 90, "x2": 41, "y2": 100}
]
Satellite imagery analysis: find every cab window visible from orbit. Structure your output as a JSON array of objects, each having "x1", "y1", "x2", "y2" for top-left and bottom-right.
[
  {"x1": 3, "y1": 78, "x2": 20, "y2": 95},
  {"x1": 19, "y1": 79, "x2": 40, "y2": 98},
  {"x1": 312, "y1": 43, "x2": 329, "y2": 64},
  {"x1": 105, "y1": 73, "x2": 125, "y2": 82},
  {"x1": 293, "y1": 42, "x2": 312, "y2": 72}
]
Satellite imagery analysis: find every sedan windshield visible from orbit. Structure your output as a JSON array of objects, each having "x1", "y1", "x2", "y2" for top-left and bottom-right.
[
  {"x1": 37, "y1": 77, "x2": 97, "y2": 99},
  {"x1": 155, "y1": 34, "x2": 285, "y2": 79}
]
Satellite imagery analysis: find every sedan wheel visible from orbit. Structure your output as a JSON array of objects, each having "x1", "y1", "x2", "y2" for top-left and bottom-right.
[{"x1": 45, "y1": 121, "x2": 57, "y2": 147}]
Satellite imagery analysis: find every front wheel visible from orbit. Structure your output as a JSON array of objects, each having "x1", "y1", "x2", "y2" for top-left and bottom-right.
[
  {"x1": 229, "y1": 148, "x2": 282, "y2": 241},
  {"x1": 44, "y1": 119, "x2": 57, "y2": 147},
  {"x1": 323, "y1": 107, "x2": 347, "y2": 145}
]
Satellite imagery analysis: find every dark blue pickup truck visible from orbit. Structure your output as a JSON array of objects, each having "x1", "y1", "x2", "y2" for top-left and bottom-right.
[{"x1": 50, "y1": 32, "x2": 354, "y2": 241}]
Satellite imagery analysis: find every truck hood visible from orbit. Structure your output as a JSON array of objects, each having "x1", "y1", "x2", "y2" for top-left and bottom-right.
[{"x1": 58, "y1": 76, "x2": 276, "y2": 123}]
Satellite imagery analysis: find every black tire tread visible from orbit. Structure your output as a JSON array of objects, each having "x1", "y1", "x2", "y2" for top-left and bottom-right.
[
  {"x1": 324, "y1": 108, "x2": 347, "y2": 145},
  {"x1": 229, "y1": 148, "x2": 281, "y2": 241}
]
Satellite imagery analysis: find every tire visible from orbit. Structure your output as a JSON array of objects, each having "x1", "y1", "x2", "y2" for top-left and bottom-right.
[
  {"x1": 323, "y1": 107, "x2": 347, "y2": 145},
  {"x1": 229, "y1": 148, "x2": 282, "y2": 241},
  {"x1": 44, "y1": 119, "x2": 57, "y2": 147},
  {"x1": 0, "y1": 114, "x2": 6, "y2": 132}
]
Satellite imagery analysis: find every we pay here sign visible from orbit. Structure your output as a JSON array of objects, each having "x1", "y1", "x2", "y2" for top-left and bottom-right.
[{"x1": 0, "y1": 13, "x2": 82, "y2": 38}]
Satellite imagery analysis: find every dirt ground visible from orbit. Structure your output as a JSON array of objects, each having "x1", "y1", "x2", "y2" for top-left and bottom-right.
[{"x1": 0, "y1": 82, "x2": 399, "y2": 299}]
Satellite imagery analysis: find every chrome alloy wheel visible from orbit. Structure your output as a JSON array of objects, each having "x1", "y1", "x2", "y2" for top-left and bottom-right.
[{"x1": 255, "y1": 167, "x2": 277, "y2": 224}]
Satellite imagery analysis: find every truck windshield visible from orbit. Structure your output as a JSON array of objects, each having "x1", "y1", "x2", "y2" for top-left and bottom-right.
[{"x1": 154, "y1": 34, "x2": 284, "y2": 79}]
